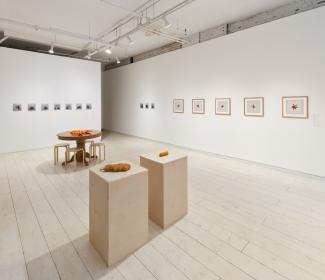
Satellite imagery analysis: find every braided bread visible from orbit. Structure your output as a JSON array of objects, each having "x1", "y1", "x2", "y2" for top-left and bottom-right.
[{"x1": 100, "y1": 163, "x2": 131, "y2": 172}]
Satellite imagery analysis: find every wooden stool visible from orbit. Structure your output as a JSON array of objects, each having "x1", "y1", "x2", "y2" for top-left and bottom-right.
[
  {"x1": 66, "y1": 147, "x2": 85, "y2": 169},
  {"x1": 54, "y1": 143, "x2": 70, "y2": 165},
  {"x1": 90, "y1": 142, "x2": 106, "y2": 161}
]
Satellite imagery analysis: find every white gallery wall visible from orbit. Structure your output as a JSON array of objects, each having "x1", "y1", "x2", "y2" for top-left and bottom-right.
[
  {"x1": 0, "y1": 47, "x2": 101, "y2": 153},
  {"x1": 103, "y1": 7, "x2": 325, "y2": 177}
]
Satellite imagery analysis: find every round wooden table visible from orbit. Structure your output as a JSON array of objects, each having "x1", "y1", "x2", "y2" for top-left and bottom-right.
[{"x1": 57, "y1": 130, "x2": 102, "y2": 166}]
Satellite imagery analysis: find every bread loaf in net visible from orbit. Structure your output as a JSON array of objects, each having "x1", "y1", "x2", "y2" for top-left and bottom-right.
[{"x1": 100, "y1": 163, "x2": 131, "y2": 172}]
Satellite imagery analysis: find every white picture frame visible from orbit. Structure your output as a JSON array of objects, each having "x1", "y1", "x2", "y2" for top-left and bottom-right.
[
  {"x1": 215, "y1": 98, "x2": 231, "y2": 115},
  {"x1": 282, "y1": 96, "x2": 308, "y2": 119},
  {"x1": 192, "y1": 99, "x2": 205, "y2": 114},
  {"x1": 173, "y1": 99, "x2": 184, "y2": 113},
  {"x1": 244, "y1": 97, "x2": 264, "y2": 117}
]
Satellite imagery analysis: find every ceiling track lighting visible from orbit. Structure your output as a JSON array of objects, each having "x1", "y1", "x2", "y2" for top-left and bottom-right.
[
  {"x1": 48, "y1": 44, "x2": 54, "y2": 54},
  {"x1": 127, "y1": 35, "x2": 135, "y2": 46},
  {"x1": 116, "y1": 57, "x2": 121, "y2": 64},
  {"x1": 163, "y1": 16, "x2": 172, "y2": 28},
  {"x1": 105, "y1": 46, "x2": 112, "y2": 54}
]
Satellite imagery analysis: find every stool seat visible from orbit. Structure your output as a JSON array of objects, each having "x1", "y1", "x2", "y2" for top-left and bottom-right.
[
  {"x1": 91, "y1": 142, "x2": 105, "y2": 147},
  {"x1": 67, "y1": 147, "x2": 83, "y2": 152},
  {"x1": 54, "y1": 143, "x2": 70, "y2": 148}
]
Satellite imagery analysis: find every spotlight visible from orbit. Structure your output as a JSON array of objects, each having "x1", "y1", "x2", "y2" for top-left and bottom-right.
[
  {"x1": 127, "y1": 35, "x2": 134, "y2": 46},
  {"x1": 116, "y1": 57, "x2": 120, "y2": 64},
  {"x1": 48, "y1": 44, "x2": 54, "y2": 54},
  {"x1": 105, "y1": 46, "x2": 112, "y2": 54},
  {"x1": 163, "y1": 17, "x2": 172, "y2": 28}
]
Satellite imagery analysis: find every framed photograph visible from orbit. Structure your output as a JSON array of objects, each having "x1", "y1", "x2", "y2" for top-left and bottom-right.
[
  {"x1": 41, "y1": 104, "x2": 49, "y2": 111},
  {"x1": 86, "y1": 103, "x2": 92, "y2": 110},
  {"x1": 282, "y1": 96, "x2": 308, "y2": 119},
  {"x1": 76, "y1": 103, "x2": 82, "y2": 110},
  {"x1": 192, "y1": 99, "x2": 205, "y2": 114},
  {"x1": 140, "y1": 103, "x2": 144, "y2": 109},
  {"x1": 54, "y1": 104, "x2": 61, "y2": 111},
  {"x1": 28, "y1": 104, "x2": 36, "y2": 112},
  {"x1": 13, "y1": 104, "x2": 22, "y2": 112},
  {"x1": 151, "y1": 103, "x2": 155, "y2": 109},
  {"x1": 65, "y1": 104, "x2": 72, "y2": 110},
  {"x1": 244, "y1": 97, "x2": 264, "y2": 117},
  {"x1": 145, "y1": 103, "x2": 149, "y2": 109},
  {"x1": 215, "y1": 98, "x2": 231, "y2": 115},
  {"x1": 173, "y1": 99, "x2": 184, "y2": 113}
]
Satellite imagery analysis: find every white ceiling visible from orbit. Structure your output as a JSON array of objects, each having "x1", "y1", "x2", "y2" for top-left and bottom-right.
[{"x1": 0, "y1": 0, "x2": 294, "y2": 61}]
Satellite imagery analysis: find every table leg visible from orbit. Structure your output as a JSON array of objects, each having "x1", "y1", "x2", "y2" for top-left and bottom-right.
[{"x1": 61, "y1": 139, "x2": 98, "y2": 166}]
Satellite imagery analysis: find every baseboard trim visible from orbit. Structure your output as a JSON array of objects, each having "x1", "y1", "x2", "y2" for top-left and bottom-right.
[{"x1": 102, "y1": 129, "x2": 325, "y2": 181}]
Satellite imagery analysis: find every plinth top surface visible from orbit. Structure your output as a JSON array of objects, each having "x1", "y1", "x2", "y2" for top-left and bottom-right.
[
  {"x1": 140, "y1": 152, "x2": 187, "y2": 165},
  {"x1": 90, "y1": 161, "x2": 147, "y2": 183}
]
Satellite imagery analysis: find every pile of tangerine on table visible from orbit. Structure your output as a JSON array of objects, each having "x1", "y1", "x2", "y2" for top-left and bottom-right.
[{"x1": 70, "y1": 130, "x2": 92, "y2": 136}]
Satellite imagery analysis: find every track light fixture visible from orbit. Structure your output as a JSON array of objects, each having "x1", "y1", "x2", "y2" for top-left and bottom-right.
[
  {"x1": 48, "y1": 44, "x2": 54, "y2": 54},
  {"x1": 105, "y1": 46, "x2": 112, "y2": 54},
  {"x1": 127, "y1": 35, "x2": 135, "y2": 46},
  {"x1": 163, "y1": 16, "x2": 172, "y2": 28},
  {"x1": 116, "y1": 57, "x2": 120, "y2": 64}
]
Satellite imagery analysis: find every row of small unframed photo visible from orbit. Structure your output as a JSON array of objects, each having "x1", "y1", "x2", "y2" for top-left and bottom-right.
[
  {"x1": 140, "y1": 103, "x2": 155, "y2": 109},
  {"x1": 173, "y1": 96, "x2": 309, "y2": 119},
  {"x1": 13, "y1": 103, "x2": 93, "y2": 112}
]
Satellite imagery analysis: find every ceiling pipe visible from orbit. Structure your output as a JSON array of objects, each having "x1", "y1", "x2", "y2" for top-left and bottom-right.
[{"x1": 99, "y1": 0, "x2": 158, "y2": 22}]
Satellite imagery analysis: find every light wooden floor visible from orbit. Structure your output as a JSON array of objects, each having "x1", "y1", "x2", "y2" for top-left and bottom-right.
[{"x1": 1, "y1": 132, "x2": 325, "y2": 280}]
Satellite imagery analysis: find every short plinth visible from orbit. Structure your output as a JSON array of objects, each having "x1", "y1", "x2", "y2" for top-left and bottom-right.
[
  {"x1": 89, "y1": 162, "x2": 148, "y2": 266},
  {"x1": 140, "y1": 152, "x2": 188, "y2": 229}
]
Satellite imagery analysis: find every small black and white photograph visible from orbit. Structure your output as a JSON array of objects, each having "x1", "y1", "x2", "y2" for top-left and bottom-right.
[
  {"x1": 41, "y1": 104, "x2": 49, "y2": 111},
  {"x1": 54, "y1": 104, "x2": 61, "y2": 111},
  {"x1": 86, "y1": 103, "x2": 92, "y2": 110},
  {"x1": 28, "y1": 104, "x2": 36, "y2": 112},
  {"x1": 151, "y1": 103, "x2": 155, "y2": 109},
  {"x1": 145, "y1": 103, "x2": 149, "y2": 109},
  {"x1": 65, "y1": 103, "x2": 72, "y2": 110},
  {"x1": 13, "y1": 104, "x2": 22, "y2": 112},
  {"x1": 140, "y1": 103, "x2": 144, "y2": 109},
  {"x1": 76, "y1": 103, "x2": 82, "y2": 110}
]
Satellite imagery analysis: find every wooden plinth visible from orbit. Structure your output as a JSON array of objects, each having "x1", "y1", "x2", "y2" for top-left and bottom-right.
[
  {"x1": 140, "y1": 152, "x2": 188, "y2": 229},
  {"x1": 89, "y1": 162, "x2": 148, "y2": 266}
]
